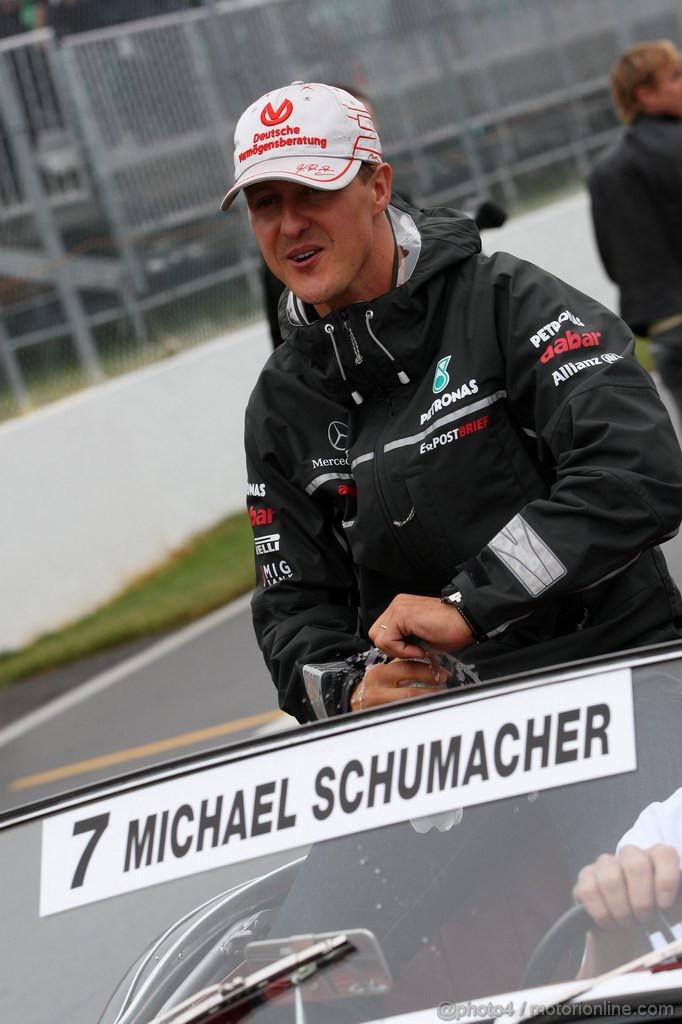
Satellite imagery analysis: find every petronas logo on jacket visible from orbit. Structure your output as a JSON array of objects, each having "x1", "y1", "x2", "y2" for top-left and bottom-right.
[{"x1": 433, "y1": 356, "x2": 451, "y2": 393}]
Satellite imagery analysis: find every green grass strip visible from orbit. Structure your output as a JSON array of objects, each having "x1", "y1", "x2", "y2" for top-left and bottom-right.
[
  {"x1": 0, "y1": 512, "x2": 255, "y2": 689},
  {"x1": 634, "y1": 335, "x2": 653, "y2": 372}
]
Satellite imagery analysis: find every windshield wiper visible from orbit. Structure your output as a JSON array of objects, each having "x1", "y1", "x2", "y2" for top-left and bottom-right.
[
  {"x1": 519, "y1": 935, "x2": 682, "y2": 1024},
  {"x1": 146, "y1": 932, "x2": 356, "y2": 1024}
]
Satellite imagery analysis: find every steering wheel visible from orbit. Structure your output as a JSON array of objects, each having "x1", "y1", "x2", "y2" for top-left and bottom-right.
[{"x1": 520, "y1": 901, "x2": 679, "y2": 990}]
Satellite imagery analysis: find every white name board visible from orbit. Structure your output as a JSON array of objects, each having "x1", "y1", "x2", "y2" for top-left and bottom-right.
[{"x1": 40, "y1": 670, "x2": 635, "y2": 916}]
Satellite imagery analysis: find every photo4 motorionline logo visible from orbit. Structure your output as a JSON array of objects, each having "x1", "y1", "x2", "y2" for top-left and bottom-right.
[{"x1": 437, "y1": 1001, "x2": 677, "y2": 1020}]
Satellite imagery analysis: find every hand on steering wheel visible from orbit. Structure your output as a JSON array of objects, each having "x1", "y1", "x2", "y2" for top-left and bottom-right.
[{"x1": 521, "y1": 845, "x2": 682, "y2": 988}]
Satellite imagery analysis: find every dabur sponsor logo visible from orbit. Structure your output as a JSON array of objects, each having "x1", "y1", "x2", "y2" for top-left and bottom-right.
[
  {"x1": 249, "y1": 505, "x2": 275, "y2": 526},
  {"x1": 540, "y1": 330, "x2": 601, "y2": 363},
  {"x1": 421, "y1": 379, "x2": 479, "y2": 425}
]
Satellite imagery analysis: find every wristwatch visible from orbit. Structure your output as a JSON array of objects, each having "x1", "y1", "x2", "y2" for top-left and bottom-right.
[
  {"x1": 440, "y1": 587, "x2": 486, "y2": 643},
  {"x1": 302, "y1": 649, "x2": 387, "y2": 718}
]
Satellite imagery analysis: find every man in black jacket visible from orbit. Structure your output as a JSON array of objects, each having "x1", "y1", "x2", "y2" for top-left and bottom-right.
[
  {"x1": 222, "y1": 81, "x2": 682, "y2": 723},
  {"x1": 588, "y1": 39, "x2": 682, "y2": 418}
]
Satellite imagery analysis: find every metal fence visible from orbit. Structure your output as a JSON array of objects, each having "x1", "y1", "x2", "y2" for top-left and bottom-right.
[{"x1": 0, "y1": 0, "x2": 680, "y2": 420}]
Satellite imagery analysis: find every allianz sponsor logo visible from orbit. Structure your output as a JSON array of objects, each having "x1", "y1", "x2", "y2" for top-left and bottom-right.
[
  {"x1": 529, "y1": 309, "x2": 585, "y2": 349},
  {"x1": 552, "y1": 352, "x2": 622, "y2": 386},
  {"x1": 420, "y1": 379, "x2": 478, "y2": 425},
  {"x1": 312, "y1": 455, "x2": 350, "y2": 469},
  {"x1": 247, "y1": 481, "x2": 266, "y2": 497},
  {"x1": 255, "y1": 533, "x2": 280, "y2": 555}
]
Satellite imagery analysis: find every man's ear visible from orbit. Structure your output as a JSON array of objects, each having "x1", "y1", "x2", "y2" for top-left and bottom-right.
[{"x1": 372, "y1": 163, "x2": 393, "y2": 213}]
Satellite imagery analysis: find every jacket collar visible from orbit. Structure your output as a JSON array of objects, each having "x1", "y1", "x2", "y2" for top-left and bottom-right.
[{"x1": 279, "y1": 198, "x2": 482, "y2": 406}]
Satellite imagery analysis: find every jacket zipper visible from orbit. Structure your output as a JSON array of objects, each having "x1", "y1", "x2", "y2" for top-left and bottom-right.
[
  {"x1": 371, "y1": 433, "x2": 425, "y2": 575},
  {"x1": 339, "y1": 312, "x2": 422, "y2": 566},
  {"x1": 340, "y1": 310, "x2": 391, "y2": 404}
]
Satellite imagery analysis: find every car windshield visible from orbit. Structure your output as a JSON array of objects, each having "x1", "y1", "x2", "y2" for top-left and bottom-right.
[{"x1": 3, "y1": 644, "x2": 682, "y2": 1024}]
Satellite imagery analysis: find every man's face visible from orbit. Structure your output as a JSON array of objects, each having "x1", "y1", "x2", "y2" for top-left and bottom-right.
[
  {"x1": 637, "y1": 59, "x2": 682, "y2": 118},
  {"x1": 245, "y1": 165, "x2": 392, "y2": 317}
]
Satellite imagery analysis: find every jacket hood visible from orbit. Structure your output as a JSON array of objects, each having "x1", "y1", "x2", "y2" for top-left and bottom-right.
[
  {"x1": 628, "y1": 113, "x2": 682, "y2": 160},
  {"x1": 276, "y1": 197, "x2": 482, "y2": 405}
]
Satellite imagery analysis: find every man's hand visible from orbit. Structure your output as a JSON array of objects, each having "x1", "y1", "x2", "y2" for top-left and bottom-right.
[
  {"x1": 350, "y1": 657, "x2": 447, "y2": 712},
  {"x1": 368, "y1": 594, "x2": 474, "y2": 659},
  {"x1": 574, "y1": 844, "x2": 682, "y2": 976},
  {"x1": 575, "y1": 844, "x2": 680, "y2": 929}
]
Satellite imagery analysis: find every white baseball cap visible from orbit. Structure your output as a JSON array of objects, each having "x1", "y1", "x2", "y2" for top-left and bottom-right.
[{"x1": 220, "y1": 81, "x2": 382, "y2": 211}]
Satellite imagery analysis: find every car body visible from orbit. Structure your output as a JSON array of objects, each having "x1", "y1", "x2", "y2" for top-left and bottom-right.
[{"x1": 3, "y1": 641, "x2": 682, "y2": 1023}]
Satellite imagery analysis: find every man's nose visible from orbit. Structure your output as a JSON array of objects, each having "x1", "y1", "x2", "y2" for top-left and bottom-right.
[{"x1": 280, "y1": 201, "x2": 310, "y2": 236}]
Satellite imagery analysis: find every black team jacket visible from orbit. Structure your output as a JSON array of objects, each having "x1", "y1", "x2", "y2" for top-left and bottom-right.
[
  {"x1": 588, "y1": 113, "x2": 682, "y2": 335},
  {"x1": 244, "y1": 198, "x2": 682, "y2": 721}
]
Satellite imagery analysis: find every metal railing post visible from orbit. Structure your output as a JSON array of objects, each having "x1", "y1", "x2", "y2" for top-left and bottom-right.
[
  {"x1": 0, "y1": 310, "x2": 29, "y2": 412},
  {"x1": 451, "y1": 0, "x2": 520, "y2": 207},
  {"x1": 541, "y1": 1, "x2": 592, "y2": 179},
  {"x1": 0, "y1": 45, "x2": 102, "y2": 383},
  {"x1": 54, "y1": 43, "x2": 147, "y2": 299}
]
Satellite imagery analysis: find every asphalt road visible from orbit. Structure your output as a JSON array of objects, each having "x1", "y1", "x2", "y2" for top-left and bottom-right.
[{"x1": 0, "y1": 595, "x2": 292, "y2": 813}]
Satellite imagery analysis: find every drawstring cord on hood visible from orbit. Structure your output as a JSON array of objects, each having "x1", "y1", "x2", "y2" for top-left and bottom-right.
[
  {"x1": 365, "y1": 310, "x2": 411, "y2": 384},
  {"x1": 342, "y1": 312, "x2": 363, "y2": 366},
  {"x1": 324, "y1": 323, "x2": 364, "y2": 405},
  {"x1": 324, "y1": 312, "x2": 411, "y2": 404}
]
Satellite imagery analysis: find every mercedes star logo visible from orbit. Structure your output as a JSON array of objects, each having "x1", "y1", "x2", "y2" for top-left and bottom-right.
[{"x1": 328, "y1": 420, "x2": 348, "y2": 451}]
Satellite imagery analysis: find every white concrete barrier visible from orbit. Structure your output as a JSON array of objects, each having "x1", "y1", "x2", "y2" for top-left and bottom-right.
[
  {"x1": 0, "y1": 188, "x2": 619, "y2": 653},
  {"x1": 1, "y1": 323, "x2": 271, "y2": 652},
  {"x1": 481, "y1": 189, "x2": 617, "y2": 313}
]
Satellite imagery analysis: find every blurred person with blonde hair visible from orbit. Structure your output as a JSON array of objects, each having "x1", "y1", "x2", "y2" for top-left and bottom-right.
[{"x1": 588, "y1": 40, "x2": 682, "y2": 418}]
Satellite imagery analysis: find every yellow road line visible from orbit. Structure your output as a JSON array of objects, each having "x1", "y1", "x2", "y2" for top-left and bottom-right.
[{"x1": 9, "y1": 709, "x2": 286, "y2": 791}]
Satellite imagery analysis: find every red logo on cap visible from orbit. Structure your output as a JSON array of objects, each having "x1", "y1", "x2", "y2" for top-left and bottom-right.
[{"x1": 261, "y1": 99, "x2": 293, "y2": 127}]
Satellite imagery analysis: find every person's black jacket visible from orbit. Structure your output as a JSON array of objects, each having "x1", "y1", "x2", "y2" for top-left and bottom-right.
[
  {"x1": 245, "y1": 199, "x2": 682, "y2": 721},
  {"x1": 588, "y1": 113, "x2": 682, "y2": 335}
]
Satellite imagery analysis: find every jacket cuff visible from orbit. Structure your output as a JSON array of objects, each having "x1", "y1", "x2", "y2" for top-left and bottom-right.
[{"x1": 440, "y1": 582, "x2": 487, "y2": 642}]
